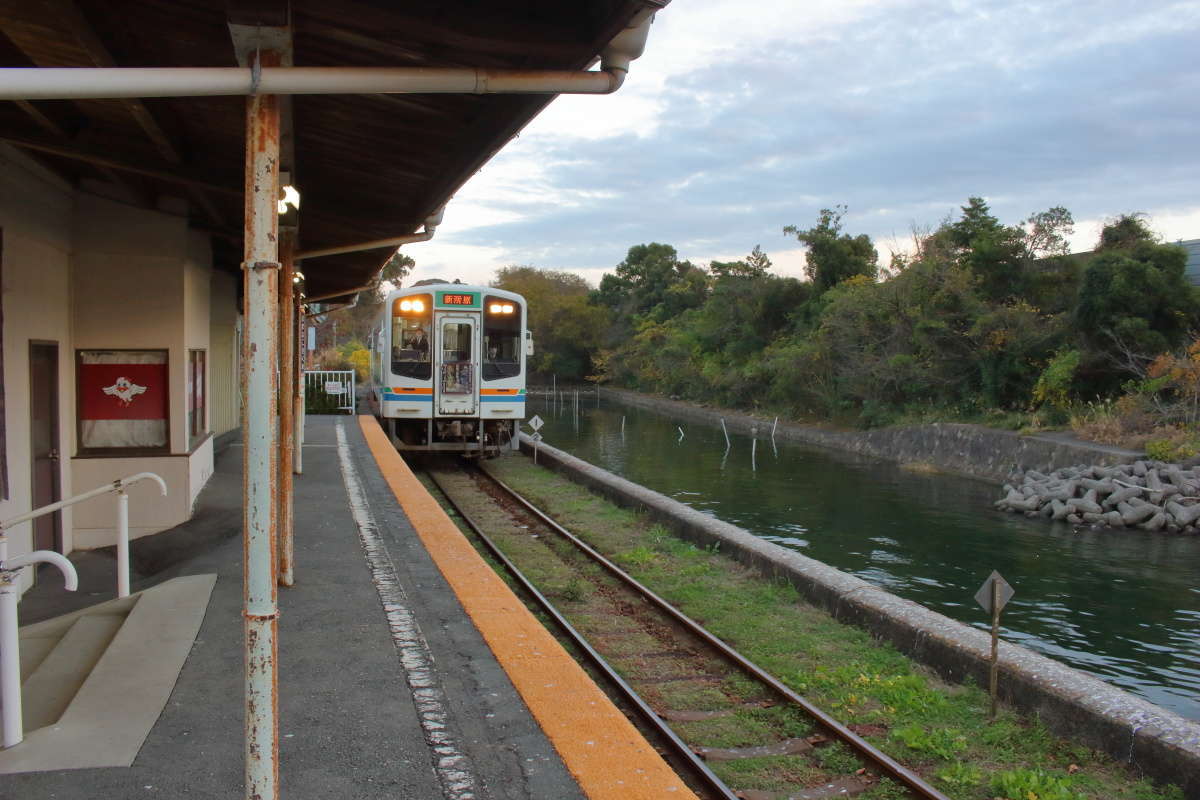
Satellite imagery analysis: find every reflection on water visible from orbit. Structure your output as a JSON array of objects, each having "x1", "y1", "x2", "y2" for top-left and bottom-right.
[{"x1": 530, "y1": 395, "x2": 1200, "y2": 720}]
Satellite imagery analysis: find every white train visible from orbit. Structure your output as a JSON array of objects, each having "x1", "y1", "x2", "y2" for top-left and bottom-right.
[{"x1": 368, "y1": 282, "x2": 530, "y2": 456}]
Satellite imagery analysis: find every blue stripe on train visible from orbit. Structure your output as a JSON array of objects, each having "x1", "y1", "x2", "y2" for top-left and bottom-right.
[{"x1": 383, "y1": 393, "x2": 524, "y2": 403}]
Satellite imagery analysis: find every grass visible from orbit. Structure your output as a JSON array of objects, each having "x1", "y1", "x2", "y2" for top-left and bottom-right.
[{"x1": 478, "y1": 454, "x2": 1186, "y2": 800}]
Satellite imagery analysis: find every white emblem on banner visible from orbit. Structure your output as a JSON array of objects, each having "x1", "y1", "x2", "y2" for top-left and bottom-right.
[{"x1": 102, "y1": 376, "x2": 148, "y2": 406}]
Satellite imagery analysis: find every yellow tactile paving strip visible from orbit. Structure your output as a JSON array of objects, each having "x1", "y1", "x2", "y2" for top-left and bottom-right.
[{"x1": 359, "y1": 416, "x2": 698, "y2": 800}]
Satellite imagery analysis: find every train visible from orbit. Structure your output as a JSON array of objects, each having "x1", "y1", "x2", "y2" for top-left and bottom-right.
[{"x1": 367, "y1": 282, "x2": 530, "y2": 456}]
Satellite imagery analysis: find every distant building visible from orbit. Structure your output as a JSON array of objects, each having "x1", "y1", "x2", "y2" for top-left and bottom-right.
[{"x1": 1175, "y1": 239, "x2": 1200, "y2": 285}]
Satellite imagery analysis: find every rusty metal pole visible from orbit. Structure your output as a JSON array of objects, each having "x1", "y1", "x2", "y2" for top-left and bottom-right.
[
  {"x1": 241, "y1": 49, "x2": 281, "y2": 800},
  {"x1": 294, "y1": 291, "x2": 304, "y2": 475},
  {"x1": 278, "y1": 229, "x2": 296, "y2": 588}
]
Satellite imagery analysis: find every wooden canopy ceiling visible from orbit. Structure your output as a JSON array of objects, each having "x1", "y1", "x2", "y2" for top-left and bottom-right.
[{"x1": 0, "y1": 0, "x2": 665, "y2": 301}]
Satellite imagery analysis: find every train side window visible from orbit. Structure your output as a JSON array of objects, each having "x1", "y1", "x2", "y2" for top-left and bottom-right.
[
  {"x1": 483, "y1": 295, "x2": 521, "y2": 380},
  {"x1": 391, "y1": 294, "x2": 432, "y2": 380}
]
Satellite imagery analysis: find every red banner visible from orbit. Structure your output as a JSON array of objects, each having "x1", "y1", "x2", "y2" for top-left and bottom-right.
[{"x1": 80, "y1": 363, "x2": 168, "y2": 421}]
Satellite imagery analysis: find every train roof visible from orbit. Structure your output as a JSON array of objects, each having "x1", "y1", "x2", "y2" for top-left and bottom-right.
[{"x1": 388, "y1": 284, "x2": 525, "y2": 302}]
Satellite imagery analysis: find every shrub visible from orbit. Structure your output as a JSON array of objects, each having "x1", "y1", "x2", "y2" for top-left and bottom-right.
[
  {"x1": 1032, "y1": 349, "x2": 1080, "y2": 411},
  {"x1": 1145, "y1": 429, "x2": 1200, "y2": 462},
  {"x1": 304, "y1": 383, "x2": 344, "y2": 414},
  {"x1": 990, "y1": 768, "x2": 1084, "y2": 800},
  {"x1": 313, "y1": 346, "x2": 352, "y2": 371},
  {"x1": 348, "y1": 348, "x2": 371, "y2": 382}
]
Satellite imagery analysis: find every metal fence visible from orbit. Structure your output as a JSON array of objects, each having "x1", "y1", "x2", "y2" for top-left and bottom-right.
[{"x1": 303, "y1": 370, "x2": 356, "y2": 414}]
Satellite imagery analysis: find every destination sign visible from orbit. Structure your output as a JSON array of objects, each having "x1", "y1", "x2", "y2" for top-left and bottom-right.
[{"x1": 440, "y1": 292, "x2": 478, "y2": 307}]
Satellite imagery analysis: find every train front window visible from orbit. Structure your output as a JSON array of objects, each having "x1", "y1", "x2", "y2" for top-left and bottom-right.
[
  {"x1": 483, "y1": 295, "x2": 521, "y2": 380},
  {"x1": 440, "y1": 322, "x2": 473, "y2": 394},
  {"x1": 391, "y1": 294, "x2": 432, "y2": 380}
]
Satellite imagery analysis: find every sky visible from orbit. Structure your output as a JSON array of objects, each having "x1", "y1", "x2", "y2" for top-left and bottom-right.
[{"x1": 400, "y1": 0, "x2": 1200, "y2": 288}]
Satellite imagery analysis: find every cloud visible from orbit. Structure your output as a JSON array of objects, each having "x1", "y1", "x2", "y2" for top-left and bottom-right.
[{"x1": 413, "y1": 0, "x2": 1200, "y2": 288}]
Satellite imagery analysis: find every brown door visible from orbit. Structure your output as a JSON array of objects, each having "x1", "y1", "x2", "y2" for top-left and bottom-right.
[{"x1": 30, "y1": 342, "x2": 61, "y2": 552}]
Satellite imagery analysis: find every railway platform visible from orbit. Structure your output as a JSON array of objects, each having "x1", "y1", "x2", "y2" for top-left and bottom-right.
[{"x1": 2, "y1": 415, "x2": 693, "y2": 799}]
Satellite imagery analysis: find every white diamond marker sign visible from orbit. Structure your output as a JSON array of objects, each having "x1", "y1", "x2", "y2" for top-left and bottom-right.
[
  {"x1": 974, "y1": 571, "x2": 1014, "y2": 614},
  {"x1": 528, "y1": 415, "x2": 544, "y2": 432}
]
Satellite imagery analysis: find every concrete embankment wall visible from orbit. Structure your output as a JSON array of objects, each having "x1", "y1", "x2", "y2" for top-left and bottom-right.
[
  {"x1": 600, "y1": 388, "x2": 1143, "y2": 485},
  {"x1": 518, "y1": 434, "x2": 1200, "y2": 798}
]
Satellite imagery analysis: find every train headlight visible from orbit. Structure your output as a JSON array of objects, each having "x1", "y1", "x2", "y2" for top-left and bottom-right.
[
  {"x1": 489, "y1": 303, "x2": 503, "y2": 313},
  {"x1": 502, "y1": 304, "x2": 514, "y2": 314},
  {"x1": 411, "y1": 299, "x2": 425, "y2": 313},
  {"x1": 400, "y1": 299, "x2": 412, "y2": 311}
]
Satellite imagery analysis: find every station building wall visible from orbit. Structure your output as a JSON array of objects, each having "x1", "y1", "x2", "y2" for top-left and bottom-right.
[
  {"x1": 209, "y1": 270, "x2": 240, "y2": 437},
  {"x1": 0, "y1": 148, "x2": 78, "y2": 592},
  {"x1": 0, "y1": 144, "x2": 240, "y2": 590}
]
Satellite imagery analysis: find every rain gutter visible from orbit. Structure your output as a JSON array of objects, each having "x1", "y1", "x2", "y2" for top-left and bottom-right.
[{"x1": 0, "y1": 12, "x2": 654, "y2": 101}]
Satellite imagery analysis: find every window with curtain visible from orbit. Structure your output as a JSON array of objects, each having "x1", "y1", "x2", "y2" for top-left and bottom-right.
[{"x1": 188, "y1": 349, "x2": 206, "y2": 448}]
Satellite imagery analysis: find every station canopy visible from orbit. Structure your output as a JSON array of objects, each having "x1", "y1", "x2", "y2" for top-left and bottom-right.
[{"x1": 0, "y1": 0, "x2": 665, "y2": 302}]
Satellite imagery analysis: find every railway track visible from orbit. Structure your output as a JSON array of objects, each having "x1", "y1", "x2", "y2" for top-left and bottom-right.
[{"x1": 424, "y1": 461, "x2": 951, "y2": 800}]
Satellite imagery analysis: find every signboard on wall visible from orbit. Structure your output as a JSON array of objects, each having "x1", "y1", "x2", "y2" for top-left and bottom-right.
[{"x1": 78, "y1": 350, "x2": 168, "y2": 450}]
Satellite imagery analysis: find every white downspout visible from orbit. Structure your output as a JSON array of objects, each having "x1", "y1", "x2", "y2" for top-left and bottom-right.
[{"x1": 295, "y1": 206, "x2": 444, "y2": 262}]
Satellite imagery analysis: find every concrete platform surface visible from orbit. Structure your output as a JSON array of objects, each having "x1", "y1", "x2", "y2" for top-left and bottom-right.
[
  {"x1": 0, "y1": 416, "x2": 594, "y2": 799},
  {"x1": 1, "y1": 575, "x2": 216, "y2": 774}
]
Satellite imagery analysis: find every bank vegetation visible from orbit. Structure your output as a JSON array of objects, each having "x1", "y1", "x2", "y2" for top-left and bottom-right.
[{"x1": 494, "y1": 201, "x2": 1200, "y2": 459}]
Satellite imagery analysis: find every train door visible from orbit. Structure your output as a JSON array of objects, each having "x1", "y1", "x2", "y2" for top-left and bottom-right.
[{"x1": 437, "y1": 315, "x2": 476, "y2": 416}]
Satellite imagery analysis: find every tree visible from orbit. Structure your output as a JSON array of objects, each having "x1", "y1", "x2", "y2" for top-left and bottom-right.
[
  {"x1": 592, "y1": 243, "x2": 709, "y2": 323},
  {"x1": 1023, "y1": 206, "x2": 1074, "y2": 258},
  {"x1": 492, "y1": 265, "x2": 609, "y2": 381},
  {"x1": 1073, "y1": 218, "x2": 1198, "y2": 393},
  {"x1": 783, "y1": 206, "x2": 877, "y2": 293},
  {"x1": 1096, "y1": 213, "x2": 1156, "y2": 250},
  {"x1": 710, "y1": 244, "x2": 773, "y2": 281},
  {"x1": 934, "y1": 197, "x2": 1027, "y2": 302},
  {"x1": 311, "y1": 250, "x2": 416, "y2": 353},
  {"x1": 1075, "y1": 236, "x2": 1196, "y2": 359},
  {"x1": 378, "y1": 251, "x2": 416, "y2": 290}
]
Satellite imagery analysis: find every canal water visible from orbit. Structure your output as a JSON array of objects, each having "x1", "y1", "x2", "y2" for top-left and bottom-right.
[{"x1": 527, "y1": 392, "x2": 1200, "y2": 721}]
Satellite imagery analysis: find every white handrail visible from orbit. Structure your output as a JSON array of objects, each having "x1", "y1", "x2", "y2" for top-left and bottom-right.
[
  {"x1": 0, "y1": 471, "x2": 167, "y2": 749},
  {"x1": 0, "y1": 471, "x2": 167, "y2": 530}
]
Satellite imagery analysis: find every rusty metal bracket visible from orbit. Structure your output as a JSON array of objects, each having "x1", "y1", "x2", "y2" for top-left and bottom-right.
[
  {"x1": 244, "y1": 610, "x2": 281, "y2": 621},
  {"x1": 245, "y1": 260, "x2": 281, "y2": 272}
]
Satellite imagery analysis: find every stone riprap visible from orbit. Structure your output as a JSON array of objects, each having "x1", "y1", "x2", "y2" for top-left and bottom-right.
[
  {"x1": 517, "y1": 433, "x2": 1200, "y2": 799},
  {"x1": 997, "y1": 461, "x2": 1200, "y2": 533}
]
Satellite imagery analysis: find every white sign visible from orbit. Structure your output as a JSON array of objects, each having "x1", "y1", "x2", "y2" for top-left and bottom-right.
[
  {"x1": 324, "y1": 381, "x2": 345, "y2": 395},
  {"x1": 307, "y1": 326, "x2": 316, "y2": 352},
  {"x1": 974, "y1": 571, "x2": 1014, "y2": 614},
  {"x1": 528, "y1": 414, "x2": 544, "y2": 431}
]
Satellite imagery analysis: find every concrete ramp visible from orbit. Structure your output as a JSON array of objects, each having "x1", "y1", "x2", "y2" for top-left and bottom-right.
[{"x1": 0, "y1": 574, "x2": 217, "y2": 774}]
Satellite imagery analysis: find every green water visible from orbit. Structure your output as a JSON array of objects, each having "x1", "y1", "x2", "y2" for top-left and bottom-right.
[{"x1": 528, "y1": 394, "x2": 1200, "y2": 721}]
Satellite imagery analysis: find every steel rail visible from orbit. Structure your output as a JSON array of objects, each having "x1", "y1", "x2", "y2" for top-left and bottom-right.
[
  {"x1": 424, "y1": 469, "x2": 739, "y2": 800},
  {"x1": 479, "y1": 466, "x2": 952, "y2": 800}
]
